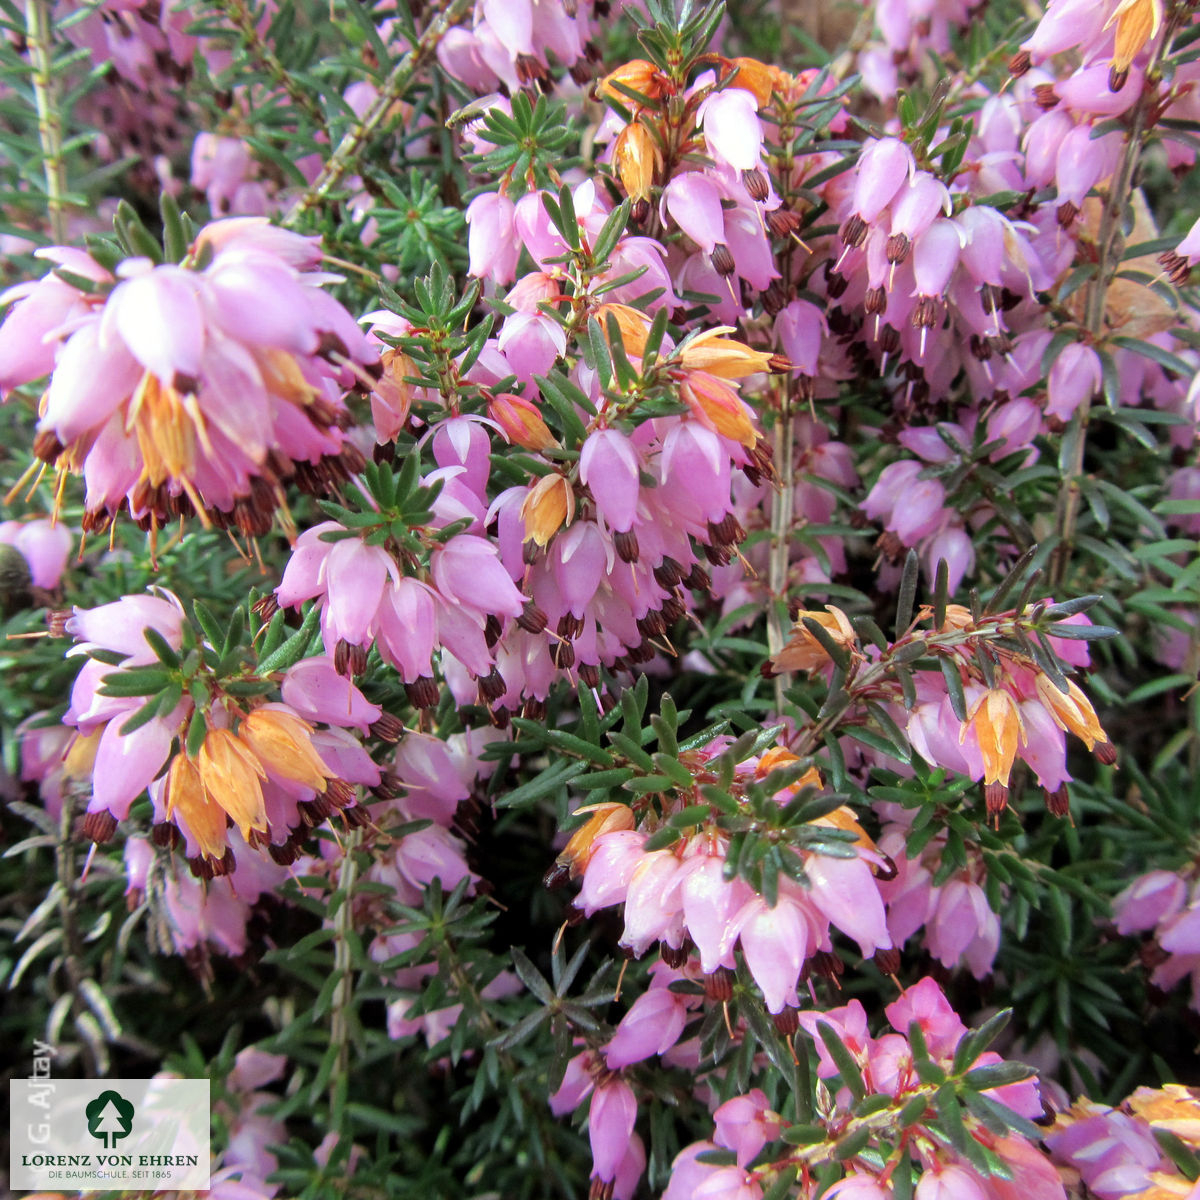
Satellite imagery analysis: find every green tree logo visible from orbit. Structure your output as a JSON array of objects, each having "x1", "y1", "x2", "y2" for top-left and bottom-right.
[{"x1": 85, "y1": 1090, "x2": 135, "y2": 1149}]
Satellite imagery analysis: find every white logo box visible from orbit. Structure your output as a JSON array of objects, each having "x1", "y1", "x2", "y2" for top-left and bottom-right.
[{"x1": 10, "y1": 1078, "x2": 210, "y2": 1192}]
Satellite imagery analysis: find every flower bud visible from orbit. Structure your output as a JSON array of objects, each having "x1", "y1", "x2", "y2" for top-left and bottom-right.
[{"x1": 489, "y1": 392, "x2": 559, "y2": 452}]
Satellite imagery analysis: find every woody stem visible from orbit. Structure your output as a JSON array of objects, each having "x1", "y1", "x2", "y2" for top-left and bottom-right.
[
  {"x1": 329, "y1": 829, "x2": 361, "y2": 1129},
  {"x1": 282, "y1": 0, "x2": 472, "y2": 228},
  {"x1": 25, "y1": 0, "x2": 67, "y2": 243},
  {"x1": 1050, "y1": 17, "x2": 1176, "y2": 589},
  {"x1": 768, "y1": 383, "x2": 797, "y2": 714}
]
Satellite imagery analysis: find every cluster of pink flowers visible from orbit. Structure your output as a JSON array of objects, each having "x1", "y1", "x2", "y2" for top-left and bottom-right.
[
  {"x1": 60, "y1": 589, "x2": 377, "y2": 871},
  {"x1": 1044, "y1": 1084, "x2": 1200, "y2": 1200},
  {"x1": 665, "y1": 977, "x2": 1053, "y2": 1200},
  {"x1": 437, "y1": 0, "x2": 602, "y2": 92},
  {"x1": 1113, "y1": 868, "x2": 1200, "y2": 1013},
  {"x1": 0, "y1": 217, "x2": 377, "y2": 532},
  {"x1": 877, "y1": 816, "x2": 1002, "y2": 979},
  {"x1": 563, "y1": 737, "x2": 891, "y2": 1016}
]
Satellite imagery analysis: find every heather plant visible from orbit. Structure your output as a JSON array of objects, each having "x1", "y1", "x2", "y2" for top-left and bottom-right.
[{"x1": 3, "y1": 0, "x2": 1200, "y2": 1198}]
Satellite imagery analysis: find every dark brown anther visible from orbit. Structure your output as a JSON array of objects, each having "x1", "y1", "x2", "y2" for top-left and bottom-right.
[
  {"x1": 82, "y1": 810, "x2": 118, "y2": 843},
  {"x1": 268, "y1": 839, "x2": 301, "y2": 865},
  {"x1": 553, "y1": 639, "x2": 577, "y2": 668},
  {"x1": 704, "y1": 967, "x2": 736, "y2": 1002},
  {"x1": 589, "y1": 1176, "x2": 616, "y2": 1200},
  {"x1": 762, "y1": 279, "x2": 790, "y2": 317},
  {"x1": 636, "y1": 610, "x2": 666, "y2": 639},
  {"x1": 339, "y1": 443, "x2": 368, "y2": 475},
  {"x1": 660, "y1": 941, "x2": 690, "y2": 968},
  {"x1": 523, "y1": 535, "x2": 544, "y2": 567},
  {"x1": 985, "y1": 782, "x2": 1009, "y2": 817},
  {"x1": 874, "y1": 852, "x2": 899, "y2": 883},
  {"x1": 342, "y1": 803, "x2": 371, "y2": 828},
  {"x1": 886, "y1": 232, "x2": 910, "y2": 264},
  {"x1": 569, "y1": 60, "x2": 592, "y2": 86},
  {"x1": 517, "y1": 600, "x2": 548, "y2": 634},
  {"x1": 45, "y1": 608, "x2": 71, "y2": 637},
  {"x1": 326, "y1": 778, "x2": 356, "y2": 808},
  {"x1": 578, "y1": 662, "x2": 601, "y2": 689},
  {"x1": 1008, "y1": 49, "x2": 1031, "y2": 77},
  {"x1": 1109, "y1": 65, "x2": 1129, "y2": 93},
  {"x1": 374, "y1": 772, "x2": 403, "y2": 800},
  {"x1": 772, "y1": 1006, "x2": 800, "y2": 1036},
  {"x1": 980, "y1": 282, "x2": 1003, "y2": 311},
  {"x1": 630, "y1": 198, "x2": 650, "y2": 224},
  {"x1": 839, "y1": 213, "x2": 867, "y2": 248},
  {"x1": 707, "y1": 514, "x2": 745, "y2": 546},
  {"x1": 1032, "y1": 83, "x2": 1059, "y2": 110},
  {"x1": 704, "y1": 543, "x2": 733, "y2": 567},
  {"x1": 291, "y1": 460, "x2": 320, "y2": 494},
  {"x1": 33, "y1": 429, "x2": 64, "y2": 464},
  {"x1": 1057, "y1": 200, "x2": 1080, "y2": 228},
  {"x1": 405, "y1": 676, "x2": 440, "y2": 709},
  {"x1": 187, "y1": 855, "x2": 211, "y2": 881},
  {"x1": 80, "y1": 509, "x2": 111, "y2": 535},
  {"x1": 765, "y1": 206, "x2": 802, "y2": 239},
  {"x1": 877, "y1": 531, "x2": 905, "y2": 562},
  {"x1": 969, "y1": 334, "x2": 993, "y2": 362},
  {"x1": 484, "y1": 613, "x2": 502, "y2": 648},
  {"x1": 370, "y1": 712, "x2": 405, "y2": 743},
  {"x1": 490, "y1": 705, "x2": 511, "y2": 729},
  {"x1": 558, "y1": 612, "x2": 585, "y2": 639},
  {"x1": 151, "y1": 821, "x2": 180, "y2": 849},
  {"x1": 614, "y1": 528, "x2": 640, "y2": 563},
  {"x1": 864, "y1": 286, "x2": 887, "y2": 315},
  {"x1": 812, "y1": 949, "x2": 844, "y2": 980},
  {"x1": 1159, "y1": 250, "x2": 1192, "y2": 286},
  {"x1": 544, "y1": 859, "x2": 571, "y2": 890},
  {"x1": 1035, "y1": 1098, "x2": 1058, "y2": 1127},
  {"x1": 1044, "y1": 785, "x2": 1071, "y2": 817},
  {"x1": 516, "y1": 54, "x2": 550, "y2": 89},
  {"x1": 874, "y1": 946, "x2": 902, "y2": 976},
  {"x1": 302, "y1": 793, "x2": 336, "y2": 825},
  {"x1": 654, "y1": 557, "x2": 683, "y2": 589},
  {"x1": 877, "y1": 324, "x2": 900, "y2": 355},
  {"x1": 825, "y1": 267, "x2": 849, "y2": 300},
  {"x1": 742, "y1": 168, "x2": 769, "y2": 202},
  {"x1": 711, "y1": 243, "x2": 736, "y2": 276},
  {"x1": 478, "y1": 668, "x2": 507, "y2": 703},
  {"x1": 626, "y1": 641, "x2": 655, "y2": 664},
  {"x1": 252, "y1": 593, "x2": 279, "y2": 621},
  {"x1": 219, "y1": 846, "x2": 237, "y2": 877},
  {"x1": 684, "y1": 564, "x2": 711, "y2": 592},
  {"x1": 334, "y1": 638, "x2": 368, "y2": 677},
  {"x1": 1095, "y1": 739, "x2": 1118, "y2": 766},
  {"x1": 522, "y1": 696, "x2": 548, "y2": 721},
  {"x1": 660, "y1": 596, "x2": 686, "y2": 624},
  {"x1": 988, "y1": 331, "x2": 1013, "y2": 356},
  {"x1": 827, "y1": 306, "x2": 859, "y2": 337}
]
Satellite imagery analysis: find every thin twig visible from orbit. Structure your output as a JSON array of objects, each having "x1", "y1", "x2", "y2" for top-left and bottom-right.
[
  {"x1": 767, "y1": 381, "x2": 796, "y2": 714},
  {"x1": 282, "y1": 0, "x2": 473, "y2": 228},
  {"x1": 24, "y1": 0, "x2": 68, "y2": 242},
  {"x1": 330, "y1": 828, "x2": 361, "y2": 1109},
  {"x1": 215, "y1": 0, "x2": 328, "y2": 131},
  {"x1": 1050, "y1": 21, "x2": 1177, "y2": 589}
]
